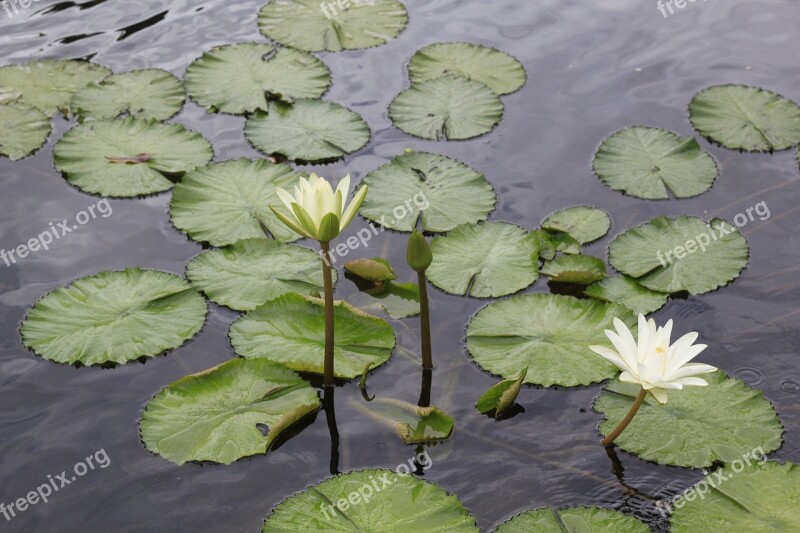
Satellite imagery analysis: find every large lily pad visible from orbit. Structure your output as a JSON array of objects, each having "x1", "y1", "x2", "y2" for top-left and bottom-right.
[
  {"x1": 0, "y1": 102, "x2": 51, "y2": 160},
  {"x1": 594, "y1": 371, "x2": 783, "y2": 468},
  {"x1": 608, "y1": 216, "x2": 749, "y2": 295},
  {"x1": 389, "y1": 76, "x2": 504, "y2": 140},
  {"x1": 358, "y1": 151, "x2": 496, "y2": 232},
  {"x1": 541, "y1": 206, "x2": 611, "y2": 245},
  {"x1": 184, "y1": 43, "x2": 330, "y2": 115},
  {"x1": 140, "y1": 358, "x2": 320, "y2": 465},
  {"x1": 352, "y1": 398, "x2": 454, "y2": 444},
  {"x1": 584, "y1": 276, "x2": 669, "y2": 315},
  {"x1": 466, "y1": 294, "x2": 636, "y2": 387},
  {"x1": 494, "y1": 507, "x2": 649, "y2": 533},
  {"x1": 53, "y1": 117, "x2": 213, "y2": 197},
  {"x1": 21, "y1": 268, "x2": 207, "y2": 366},
  {"x1": 229, "y1": 292, "x2": 395, "y2": 380},
  {"x1": 540, "y1": 255, "x2": 607, "y2": 285}
]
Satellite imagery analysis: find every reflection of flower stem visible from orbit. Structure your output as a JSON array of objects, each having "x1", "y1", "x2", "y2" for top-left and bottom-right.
[
  {"x1": 418, "y1": 368, "x2": 432, "y2": 408},
  {"x1": 418, "y1": 270, "x2": 432, "y2": 370},
  {"x1": 602, "y1": 388, "x2": 647, "y2": 446},
  {"x1": 323, "y1": 386, "x2": 340, "y2": 475},
  {"x1": 320, "y1": 241, "x2": 335, "y2": 387}
]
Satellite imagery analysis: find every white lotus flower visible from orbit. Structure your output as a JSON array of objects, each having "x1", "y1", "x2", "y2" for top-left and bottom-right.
[{"x1": 589, "y1": 314, "x2": 717, "y2": 404}]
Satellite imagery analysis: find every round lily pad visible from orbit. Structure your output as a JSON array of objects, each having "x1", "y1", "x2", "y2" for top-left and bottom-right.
[
  {"x1": 608, "y1": 216, "x2": 749, "y2": 295},
  {"x1": 541, "y1": 206, "x2": 611, "y2": 244},
  {"x1": 540, "y1": 254, "x2": 607, "y2": 285},
  {"x1": 21, "y1": 268, "x2": 208, "y2": 366},
  {"x1": 594, "y1": 371, "x2": 783, "y2": 468},
  {"x1": 0, "y1": 102, "x2": 51, "y2": 160},
  {"x1": 53, "y1": 117, "x2": 213, "y2": 197},
  {"x1": 257, "y1": 0, "x2": 408, "y2": 52},
  {"x1": 140, "y1": 358, "x2": 320, "y2": 465},
  {"x1": 389, "y1": 75, "x2": 504, "y2": 140},
  {"x1": 494, "y1": 507, "x2": 649, "y2": 533},
  {"x1": 689, "y1": 84, "x2": 800, "y2": 151},
  {"x1": 359, "y1": 151, "x2": 496, "y2": 232},
  {"x1": 584, "y1": 276, "x2": 669, "y2": 315},
  {"x1": 593, "y1": 127, "x2": 718, "y2": 199},
  {"x1": 466, "y1": 294, "x2": 636, "y2": 387},
  {"x1": 229, "y1": 292, "x2": 395, "y2": 380},
  {"x1": 184, "y1": 43, "x2": 330, "y2": 115}
]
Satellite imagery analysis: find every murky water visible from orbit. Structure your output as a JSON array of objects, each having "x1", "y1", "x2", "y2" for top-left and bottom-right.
[{"x1": 1, "y1": 0, "x2": 799, "y2": 531}]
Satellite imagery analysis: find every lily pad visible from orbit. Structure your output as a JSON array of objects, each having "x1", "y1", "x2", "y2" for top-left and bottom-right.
[
  {"x1": 542, "y1": 206, "x2": 612, "y2": 245},
  {"x1": 184, "y1": 43, "x2": 330, "y2": 115},
  {"x1": 494, "y1": 507, "x2": 649, "y2": 533},
  {"x1": 140, "y1": 358, "x2": 320, "y2": 465},
  {"x1": 689, "y1": 84, "x2": 800, "y2": 151},
  {"x1": 426, "y1": 222, "x2": 538, "y2": 298},
  {"x1": 170, "y1": 158, "x2": 304, "y2": 246},
  {"x1": 257, "y1": 0, "x2": 408, "y2": 52},
  {"x1": 594, "y1": 371, "x2": 783, "y2": 468},
  {"x1": 0, "y1": 102, "x2": 51, "y2": 160},
  {"x1": 71, "y1": 68, "x2": 185, "y2": 121},
  {"x1": 531, "y1": 229, "x2": 581, "y2": 261},
  {"x1": 262, "y1": 469, "x2": 479, "y2": 532},
  {"x1": 229, "y1": 292, "x2": 395, "y2": 380},
  {"x1": 352, "y1": 398, "x2": 454, "y2": 444},
  {"x1": 540, "y1": 255, "x2": 606, "y2": 285},
  {"x1": 584, "y1": 276, "x2": 669, "y2": 315},
  {"x1": 245, "y1": 100, "x2": 370, "y2": 162},
  {"x1": 466, "y1": 294, "x2": 636, "y2": 387},
  {"x1": 53, "y1": 117, "x2": 213, "y2": 197},
  {"x1": 344, "y1": 258, "x2": 397, "y2": 283},
  {"x1": 348, "y1": 279, "x2": 420, "y2": 320},
  {"x1": 389, "y1": 76, "x2": 504, "y2": 140},
  {"x1": 608, "y1": 216, "x2": 749, "y2": 295},
  {"x1": 593, "y1": 127, "x2": 718, "y2": 199},
  {"x1": 358, "y1": 151, "x2": 496, "y2": 233},
  {"x1": 476, "y1": 368, "x2": 527, "y2": 417},
  {"x1": 21, "y1": 268, "x2": 207, "y2": 366}
]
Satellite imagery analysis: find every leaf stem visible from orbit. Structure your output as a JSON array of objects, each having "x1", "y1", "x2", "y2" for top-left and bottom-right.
[
  {"x1": 418, "y1": 269, "x2": 432, "y2": 370},
  {"x1": 602, "y1": 387, "x2": 647, "y2": 446},
  {"x1": 320, "y1": 241, "x2": 335, "y2": 387}
]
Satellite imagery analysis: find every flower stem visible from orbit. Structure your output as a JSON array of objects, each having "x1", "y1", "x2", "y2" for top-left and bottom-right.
[
  {"x1": 320, "y1": 241, "x2": 335, "y2": 387},
  {"x1": 418, "y1": 270, "x2": 433, "y2": 370},
  {"x1": 602, "y1": 387, "x2": 647, "y2": 446}
]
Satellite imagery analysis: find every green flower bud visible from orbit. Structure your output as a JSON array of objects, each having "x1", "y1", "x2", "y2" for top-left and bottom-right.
[{"x1": 407, "y1": 230, "x2": 432, "y2": 272}]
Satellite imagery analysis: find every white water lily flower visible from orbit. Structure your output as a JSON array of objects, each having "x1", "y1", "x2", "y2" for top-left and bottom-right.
[
  {"x1": 589, "y1": 314, "x2": 717, "y2": 404},
  {"x1": 270, "y1": 174, "x2": 368, "y2": 242}
]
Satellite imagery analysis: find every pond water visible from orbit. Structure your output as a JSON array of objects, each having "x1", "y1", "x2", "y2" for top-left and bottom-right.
[{"x1": 1, "y1": 0, "x2": 799, "y2": 531}]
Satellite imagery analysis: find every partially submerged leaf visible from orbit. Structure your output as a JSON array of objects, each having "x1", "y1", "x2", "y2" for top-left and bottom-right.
[
  {"x1": 531, "y1": 229, "x2": 581, "y2": 261},
  {"x1": 344, "y1": 258, "x2": 397, "y2": 283},
  {"x1": 540, "y1": 254, "x2": 607, "y2": 285},
  {"x1": 584, "y1": 276, "x2": 669, "y2": 315},
  {"x1": 352, "y1": 397, "x2": 454, "y2": 444},
  {"x1": 541, "y1": 206, "x2": 612, "y2": 245},
  {"x1": 494, "y1": 506, "x2": 649, "y2": 533},
  {"x1": 348, "y1": 280, "x2": 421, "y2": 320},
  {"x1": 0, "y1": 102, "x2": 51, "y2": 160},
  {"x1": 476, "y1": 368, "x2": 527, "y2": 416}
]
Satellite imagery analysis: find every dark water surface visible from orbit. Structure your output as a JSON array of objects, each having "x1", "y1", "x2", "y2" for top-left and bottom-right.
[{"x1": 2, "y1": 0, "x2": 800, "y2": 531}]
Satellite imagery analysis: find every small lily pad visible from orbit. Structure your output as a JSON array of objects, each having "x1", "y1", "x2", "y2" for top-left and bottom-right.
[
  {"x1": 348, "y1": 280, "x2": 420, "y2": 320},
  {"x1": 476, "y1": 368, "x2": 527, "y2": 417},
  {"x1": 344, "y1": 258, "x2": 397, "y2": 283},
  {"x1": 541, "y1": 206, "x2": 612, "y2": 245},
  {"x1": 531, "y1": 229, "x2": 581, "y2": 261},
  {"x1": 353, "y1": 398, "x2": 454, "y2": 444},
  {"x1": 0, "y1": 102, "x2": 51, "y2": 160},
  {"x1": 494, "y1": 507, "x2": 649, "y2": 533},
  {"x1": 540, "y1": 255, "x2": 606, "y2": 285},
  {"x1": 584, "y1": 276, "x2": 669, "y2": 315}
]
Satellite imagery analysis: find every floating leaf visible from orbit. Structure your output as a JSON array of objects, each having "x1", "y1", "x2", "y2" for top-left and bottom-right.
[
  {"x1": 348, "y1": 280, "x2": 421, "y2": 320},
  {"x1": 540, "y1": 255, "x2": 606, "y2": 285},
  {"x1": 21, "y1": 268, "x2": 207, "y2": 366},
  {"x1": 531, "y1": 229, "x2": 581, "y2": 261},
  {"x1": 344, "y1": 258, "x2": 397, "y2": 283},
  {"x1": 594, "y1": 371, "x2": 783, "y2": 468},
  {"x1": 0, "y1": 102, "x2": 51, "y2": 160},
  {"x1": 476, "y1": 368, "x2": 527, "y2": 417},
  {"x1": 494, "y1": 506, "x2": 649, "y2": 533},
  {"x1": 353, "y1": 398, "x2": 454, "y2": 444},
  {"x1": 389, "y1": 76, "x2": 504, "y2": 140},
  {"x1": 358, "y1": 151, "x2": 496, "y2": 233},
  {"x1": 608, "y1": 216, "x2": 749, "y2": 295},
  {"x1": 184, "y1": 43, "x2": 330, "y2": 114},
  {"x1": 689, "y1": 84, "x2": 800, "y2": 151},
  {"x1": 466, "y1": 294, "x2": 636, "y2": 387},
  {"x1": 584, "y1": 276, "x2": 668, "y2": 315},
  {"x1": 542, "y1": 206, "x2": 611, "y2": 245},
  {"x1": 140, "y1": 358, "x2": 320, "y2": 465}
]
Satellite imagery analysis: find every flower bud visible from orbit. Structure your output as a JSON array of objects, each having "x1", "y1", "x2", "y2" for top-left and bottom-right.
[{"x1": 406, "y1": 230, "x2": 432, "y2": 272}]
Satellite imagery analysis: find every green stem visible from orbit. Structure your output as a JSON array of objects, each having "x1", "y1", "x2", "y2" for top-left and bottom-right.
[
  {"x1": 320, "y1": 241, "x2": 335, "y2": 387},
  {"x1": 602, "y1": 388, "x2": 647, "y2": 446},
  {"x1": 418, "y1": 269, "x2": 432, "y2": 370}
]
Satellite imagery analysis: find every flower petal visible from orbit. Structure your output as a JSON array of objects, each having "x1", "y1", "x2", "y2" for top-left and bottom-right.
[
  {"x1": 340, "y1": 184, "x2": 368, "y2": 231},
  {"x1": 589, "y1": 345, "x2": 631, "y2": 373},
  {"x1": 270, "y1": 205, "x2": 311, "y2": 239},
  {"x1": 649, "y1": 387, "x2": 668, "y2": 404}
]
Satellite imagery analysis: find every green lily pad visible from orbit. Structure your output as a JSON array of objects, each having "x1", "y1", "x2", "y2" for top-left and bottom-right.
[
  {"x1": 540, "y1": 255, "x2": 606, "y2": 285},
  {"x1": 170, "y1": 158, "x2": 304, "y2": 246},
  {"x1": 262, "y1": 469, "x2": 479, "y2": 532},
  {"x1": 593, "y1": 127, "x2": 718, "y2": 199},
  {"x1": 689, "y1": 84, "x2": 800, "y2": 151},
  {"x1": 494, "y1": 507, "x2": 649, "y2": 533},
  {"x1": 184, "y1": 43, "x2": 330, "y2": 115},
  {"x1": 476, "y1": 368, "x2": 527, "y2": 417},
  {"x1": 71, "y1": 68, "x2": 185, "y2": 121},
  {"x1": 0, "y1": 59, "x2": 110, "y2": 116},
  {"x1": 426, "y1": 222, "x2": 538, "y2": 298},
  {"x1": 229, "y1": 292, "x2": 395, "y2": 380},
  {"x1": 531, "y1": 229, "x2": 581, "y2": 261},
  {"x1": 389, "y1": 76, "x2": 504, "y2": 140},
  {"x1": 140, "y1": 358, "x2": 320, "y2": 465},
  {"x1": 344, "y1": 258, "x2": 397, "y2": 283},
  {"x1": 352, "y1": 398, "x2": 454, "y2": 444},
  {"x1": 245, "y1": 100, "x2": 370, "y2": 162},
  {"x1": 348, "y1": 280, "x2": 421, "y2": 320},
  {"x1": 408, "y1": 42, "x2": 526, "y2": 96},
  {"x1": 608, "y1": 216, "x2": 749, "y2": 295},
  {"x1": 466, "y1": 294, "x2": 636, "y2": 387},
  {"x1": 358, "y1": 151, "x2": 496, "y2": 233},
  {"x1": 21, "y1": 268, "x2": 207, "y2": 366},
  {"x1": 541, "y1": 206, "x2": 612, "y2": 245},
  {"x1": 0, "y1": 102, "x2": 51, "y2": 160},
  {"x1": 584, "y1": 276, "x2": 669, "y2": 315},
  {"x1": 594, "y1": 371, "x2": 783, "y2": 468},
  {"x1": 53, "y1": 117, "x2": 213, "y2": 197},
  {"x1": 257, "y1": 0, "x2": 408, "y2": 52}
]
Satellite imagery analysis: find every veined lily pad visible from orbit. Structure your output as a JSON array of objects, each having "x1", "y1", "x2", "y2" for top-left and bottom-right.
[
  {"x1": 184, "y1": 43, "x2": 330, "y2": 115},
  {"x1": 257, "y1": 0, "x2": 408, "y2": 52},
  {"x1": 344, "y1": 258, "x2": 397, "y2": 283},
  {"x1": 689, "y1": 85, "x2": 800, "y2": 151},
  {"x1": 427, "y1": 222, "x2": 538, "y2": 298},
  {"x1": 262, "y1": 469, "x2": 479, "y2": 532},
  {"x1": 531, "y1": 229, "x2": 581, "y2": 261},
  {"x1": 0, "y1": 102, "x2": 51, "y2": 160},
  {"x1": 542, "y1": 206, "x2": 611, "y2": 245},
  {"x1": 476, "y1": 368, "x2": 527, "y2": 417},
  {"x1": 466, "y1": 294, "x2": 636, "y2": 387},
  {"x1": 352, "y1": 398, "x2": 454, "y2": 444},
  {"x1": 358, "y1": 151, "x2": 496, "y2": 232},
  {"x1": 389, "y1": 76, "x2": 504, "y2": 140},
  {"x1": 593, "y1": 127, "x2": 718, "y2": 199},
  {"x1": 540, "y1": 255, "x2": 606, "y2": 285},
  {"x1": 229, "y1": 292, "x2": 395, "y2": 380},
  {"x1": 170, "y1": 158, "x2": 304, "y2": 246},
  {"x1": 21, "y1": 268, "x2": 207, "y2": 366},
  {"x1": 608, "y1": 216, "x2": 749, "y2": 295},
  {"x1": 594, "y1": 371, "x2": 783, "y2": 468},
  {"x1": 349, "y1": 281, "x2": 420, "y2": 320},
  {"x1": 140, "y1": 358, "x2": 320, "y2": 465},
  {"x1": 494, "y1": 507, "x2": 649, "y2": 533},
  {"x1": 584, "y1": 276, "x2": 669, "y2": 315},
  {"x1": 53, "y1": 117, "x2": 213, "y2": 197}
]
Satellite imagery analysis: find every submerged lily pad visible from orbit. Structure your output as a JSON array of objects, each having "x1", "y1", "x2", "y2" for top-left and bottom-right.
[
  {"x1": 594, "y1": 371, "x2": 783, "y2": 468},
  {"x1": 541, "y1": 206, "x2": 612, "y2": 245},
  {"x1": 531, "y1": 229, "x2": 581, "y2": 261},
  {"x1": 184, "y1": 43, "x2": 330, "y2": 114},
  {"x1": 349, "y1": 281, "x2": 420, "y2": 320},
  {"x1": 494, "y1": 507, "x2": 649, "y2": 533},
  {"x1": 466, "y1": 294, "x2": 636, "y2": 387},
  {"x1": 0, "y1": 102, "x2": 51, "y2": 160},
  {"x1": 353, "y1": 398, "x2": 454, "y2": 444},
  {"x1": 584, "y1": 276, "x2": 669, "y2": 315},
  {"x1": 476, "y1": 368, "x2": 527, "y2": 417},
  {"x1": 540, "y1": 254, "x2": 607, "y2": 285},
  {"x1": 344, "y1": 258, "x2": 397, "y2": 283},
  {"x1": 21, "y1": 268, "x2": 207, "y2": 366},
  {"x1": 140, "y1": 358, "x2": 320, "y2": 465}
]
